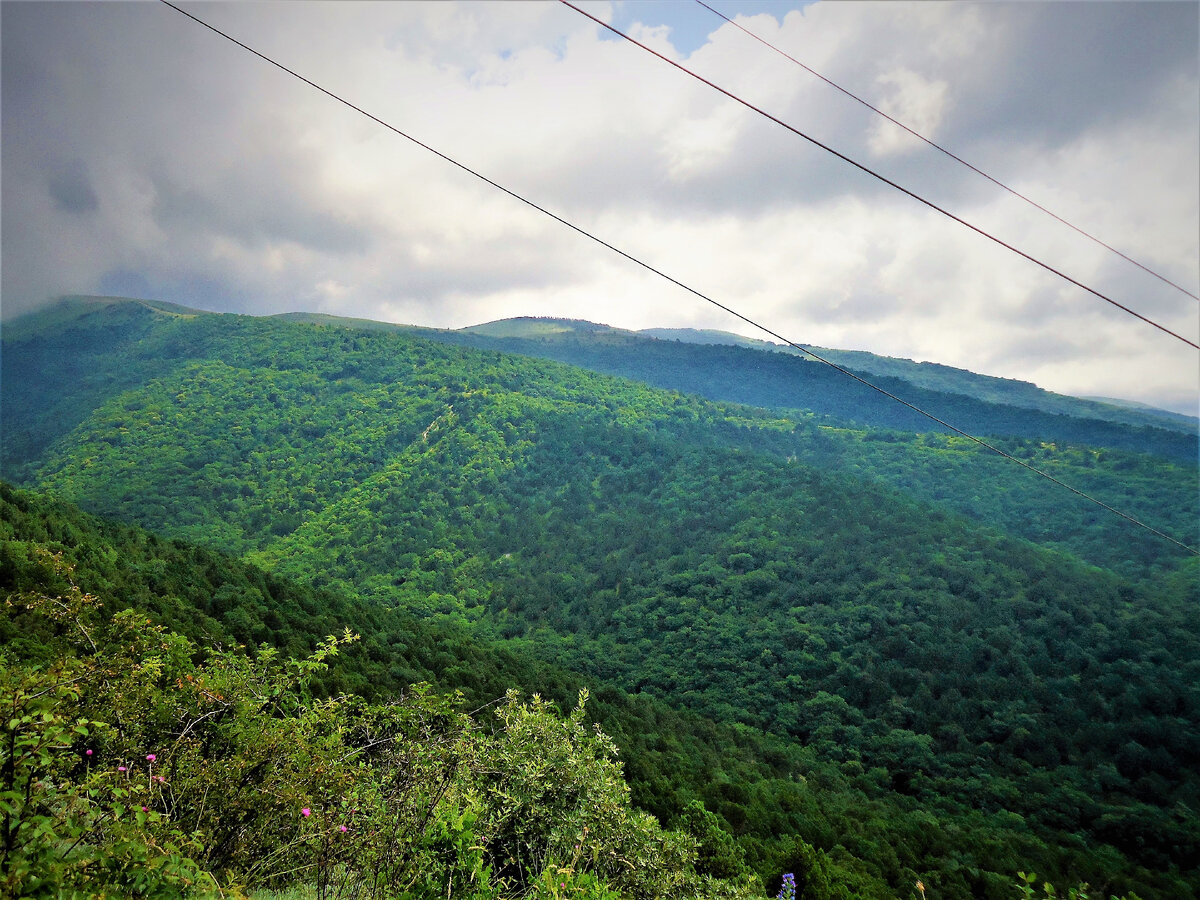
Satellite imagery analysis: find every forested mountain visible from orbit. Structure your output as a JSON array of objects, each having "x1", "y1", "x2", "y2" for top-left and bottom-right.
[
  {"x1": 278, "y1": 311, "x2": 1200, "y2": 440},
  {"x1": 7, "y1": 299, "x2": 1195, "y2": 578},
  {"x1": 3, "y1": 295, "x2": 1198, "y2": 899},
  {"x1": 636, "y1": 325, "x2": 1199, "y2": 433},
  {"x1": 437, "y1": 318, "x2": 1198, "y2": 463}
]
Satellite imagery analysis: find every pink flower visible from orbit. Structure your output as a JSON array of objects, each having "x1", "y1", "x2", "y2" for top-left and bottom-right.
[
  {"x1": 85, "y1": 749, "x2": 93, "y2": 756},
  {"x1": 339, "y1": 824, "x2": 347, "y2": 832},
  {"x1": 146, "y1": 754, "x2": 156, "y2": 762},
  {"x1": 141, "y1": 806, "x2": 148, "y2": 812},
  {"x1": 301, "y1": 807, "x2": 311, "y2": 817},
  {"x1": 118, "y1": 766, "x2": 127, "y2": 772}
]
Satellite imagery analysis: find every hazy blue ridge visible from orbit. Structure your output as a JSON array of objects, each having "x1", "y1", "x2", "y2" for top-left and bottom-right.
[{"x1": 640, "y1": 326, "x2": 1198, "y2": 433}]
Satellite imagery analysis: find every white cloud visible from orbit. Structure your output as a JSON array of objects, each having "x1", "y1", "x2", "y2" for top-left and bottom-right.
[{"x1": 868, "y1": 69, "x2": 949, "y2": 157}]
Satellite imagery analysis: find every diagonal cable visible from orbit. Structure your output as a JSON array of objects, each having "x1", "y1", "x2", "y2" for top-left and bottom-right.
[
  {"x1": 560, "y1": 0, "x2": 1198, "y2": 350},
  {"x1": 695, "y1": 0, "x2": 1200, "y2": 302}
]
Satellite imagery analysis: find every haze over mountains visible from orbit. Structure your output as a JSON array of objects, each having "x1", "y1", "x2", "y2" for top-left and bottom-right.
[{"x1": 3, "y1": 295, "x2": 1198, "y2": 899}]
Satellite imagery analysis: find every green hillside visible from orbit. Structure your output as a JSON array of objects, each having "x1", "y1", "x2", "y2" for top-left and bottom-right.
[
  {"x1": 1, "y1": 484, "x2": 1188, "y2": 900},
  {"x1": 3, "y1": 297, "x2": 1198, "y2": 899},
  {"x1": 3, "y1": 485, "x2": 781, "y2": 899},
  {"x1": 5, "y1": 300, "x2": 1194, "y2": 576}
]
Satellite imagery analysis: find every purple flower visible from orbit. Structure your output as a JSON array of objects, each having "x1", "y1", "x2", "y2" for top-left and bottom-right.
[
  {"x1": 146, "y1": 754, "x2": 156, "y2": 762},
  {"x1": 118, "y1": 766, "x2": 127, "y2": 772},
  {"x1": 85, "y1": 749, "x2": 93, "y2": 756},
  {"x1": 302, "y1": 807, "x2": 311, "y2": 817},
  {"x1": 339, "y1": 824, "x2": 347, "y2": 832}
]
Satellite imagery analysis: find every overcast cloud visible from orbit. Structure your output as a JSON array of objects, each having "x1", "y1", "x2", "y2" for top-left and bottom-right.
[{"x1": 2, "y1": 1, "x2": 1197, "y2": 414}]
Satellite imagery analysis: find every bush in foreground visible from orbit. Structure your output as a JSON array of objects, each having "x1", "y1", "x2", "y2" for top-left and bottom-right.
[{"x1": 1, "y1": 548, "x2": 758, "y2": 899}]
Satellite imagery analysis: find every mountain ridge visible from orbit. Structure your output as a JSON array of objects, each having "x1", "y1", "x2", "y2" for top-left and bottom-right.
[{"x1": 9, "y1": 298, "x2": 1193, "y2": 433}]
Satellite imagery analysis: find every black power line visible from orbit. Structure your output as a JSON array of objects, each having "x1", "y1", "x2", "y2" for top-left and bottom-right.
[
  {"x1": 559, "y1": 0, "x2": 1199, "y2": 351},
  {"x1": 156, "y1": 0, "x2": 1197, "y2": 556},
  {"x1": 695, "y1": 0, "x2": 1200, "y2": 303}
]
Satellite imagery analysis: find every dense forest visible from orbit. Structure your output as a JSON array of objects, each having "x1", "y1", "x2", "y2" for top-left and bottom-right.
[
  {"x1": 3, "y1": 296, "x2": 1197, "y2": 899},
  {"x1": 1, "y1": 498, "x2": 759, "y2": 899},
  {"x1": 434, "y1": 319, "x2": 1199, "y2": 463}
]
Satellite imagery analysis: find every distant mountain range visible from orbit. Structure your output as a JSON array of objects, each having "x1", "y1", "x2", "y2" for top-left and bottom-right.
[{"x1": 471, "y1": 317, "x2": 1200, "y2": 433}]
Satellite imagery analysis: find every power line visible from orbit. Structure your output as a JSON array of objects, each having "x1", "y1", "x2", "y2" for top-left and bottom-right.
[
  {"x1": 559, "y1": 0, "x2": 1199, "y2": 351},
  {"x1": 156, "y1": 0, "x2": 1197, "y2": 557},
  {"x1": 694, "y1": 0, "x2": 1200, "y2": 303}
]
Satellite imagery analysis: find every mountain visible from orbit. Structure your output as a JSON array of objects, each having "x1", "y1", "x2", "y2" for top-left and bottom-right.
[
  {"x1": 421, "y1": 318, "x2": 1198, "y2": 464},
  {"x1": 274, "y1": 312, "x2": 1200, "y2": 438},
  {"x1": 6, "y1": 300, "x2": 1195, "y2": 578},
  {"x1": 3, "y1": 296, "x2": 1198, "y2": 899},
  {"x1": 640, "y1": 325, "x2": 1199, "y2": 432}
]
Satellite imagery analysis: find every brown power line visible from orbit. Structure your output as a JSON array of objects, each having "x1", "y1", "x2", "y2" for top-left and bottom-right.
[
  {"x1": 694, "y1": 0, "x2": 1200, "y2": 303},
  {"x1": 559, "y1": 0, "x2": 1199, "y2": 350}
]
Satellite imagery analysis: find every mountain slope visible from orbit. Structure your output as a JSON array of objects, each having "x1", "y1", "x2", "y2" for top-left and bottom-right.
[
  {"x1": 2, "y1": 479, "x2": 1194, "y2": 900},
  {"x1": 4, "y1": 297, "x2": 1199, "y2": 898},
  {"x1": 6, "y1": 299, "x2": 1193, "y2": 577},
  {"x1": 0, "y1": 482, "x2": 1101, "y2": 900}
]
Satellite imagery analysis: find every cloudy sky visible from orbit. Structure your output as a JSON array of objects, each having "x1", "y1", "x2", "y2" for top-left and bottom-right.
[{"x1": 3, "y1": 1, "x2": 1198, "y2": 414}]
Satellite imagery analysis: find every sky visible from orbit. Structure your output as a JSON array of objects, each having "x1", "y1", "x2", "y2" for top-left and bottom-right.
[{"x1": 2, "y1": 1, "x2": 1198, "y2": 415}]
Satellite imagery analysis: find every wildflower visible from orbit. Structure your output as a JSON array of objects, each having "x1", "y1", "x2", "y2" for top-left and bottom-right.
[
  {"x1": 141, "y1": 806, "x2": 148, "y2": 813},
  {"x1": 339, "y1": 824, "x2": 348, "y2": 832},
  {"x1": 146, "y1": 754, "x2": 156, "y2": 762},
  {"x1": 777, "y1": 873, "x2": 797, "y2": 900},
  {"x1": 118, "y1": 766, "x2": 127, "y2": 772},
  {"x1": 916, "y1": 881, "x2": 926, "y2": 900},
  {"x1": 302, "y1": 807, "x2": 311, "y2": 817},
  {"x1": 85, "y1": 749, "x2": 93, "y2": 756}
]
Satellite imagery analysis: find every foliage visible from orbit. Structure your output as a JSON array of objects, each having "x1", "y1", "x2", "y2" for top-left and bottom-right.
[
  {"x1": 1, "y1": 548, "x2": 758, "y2": 899},
  {"x1": 471, "y1": 689, "x2": 698, "y2": 899},
  {"x1": 1015, "y1": 870, "x2": 1140, "y2": 900},
  {"x1": 3, "y1": 299, "x2": 1198, "y2": 899}
]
